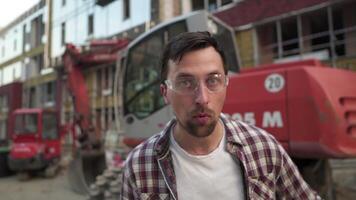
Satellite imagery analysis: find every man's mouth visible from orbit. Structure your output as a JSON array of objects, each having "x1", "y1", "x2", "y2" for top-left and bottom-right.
[
  {"x1": 194, "y1": 113, "x2": 210, "y2": 118},
  {"x1": 192, "y1": 113, "x2": 211, "y2": 125}
]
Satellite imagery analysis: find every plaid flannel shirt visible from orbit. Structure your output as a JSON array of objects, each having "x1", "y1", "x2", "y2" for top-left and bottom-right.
[{"x1": 121, "y1": 113, "x2": 321, "y2": 200}]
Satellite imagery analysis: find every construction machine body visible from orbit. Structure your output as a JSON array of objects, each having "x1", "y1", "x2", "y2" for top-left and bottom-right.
[{"x1": 8, "y1": 108, "x2": 62, "y2": 172}]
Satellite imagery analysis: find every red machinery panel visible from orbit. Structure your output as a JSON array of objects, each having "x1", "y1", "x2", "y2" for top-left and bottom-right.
[
  {"x1": 223, "y1": 60, "x2": 356, "y2": 158},
  {"x1": 288, "y1": 66, "x2": 356, "y2": 158},
  {"x1": 223, "y1": 65, "x2": 288, "y2": 149}
]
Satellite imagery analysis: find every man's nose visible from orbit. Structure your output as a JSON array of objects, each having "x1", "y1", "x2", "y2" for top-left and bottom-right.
[{"x1": 195, "y1": 83, "x2": 209, "y2": 105}]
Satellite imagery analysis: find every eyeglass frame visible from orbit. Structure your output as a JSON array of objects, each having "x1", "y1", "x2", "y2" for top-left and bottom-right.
[{"x1": 164, "y1": 73, "x2": 229, "y2": 95}]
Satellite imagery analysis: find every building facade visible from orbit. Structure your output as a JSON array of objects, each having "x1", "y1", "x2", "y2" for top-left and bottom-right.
[
  {"x1": 51, "y1": 0, "x2": 151, "y2": 59},
  {"x1": 1, "y1": 0, "x2": 355, "y2": 134},
  {"x1": 0, "y1": 0, "x2": 153, "y2": 133},
  {"x1": 51, "y1": 0, "x2": 152, "y2": 132},
  {"x1": 0, "y1": 1, "x2": 46, "y2": 86},
  {"x1": 214, "y1": 0, "x2": 356, "y2": 70}
]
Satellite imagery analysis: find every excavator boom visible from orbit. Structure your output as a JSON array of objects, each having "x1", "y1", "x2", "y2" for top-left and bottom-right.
[{"x1": 62, "y1": 39, "x2": 129, "y2": 194}]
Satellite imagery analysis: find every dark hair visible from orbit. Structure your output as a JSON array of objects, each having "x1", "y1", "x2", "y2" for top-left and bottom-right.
[{"x1": 160, "y1": 31, "x2": 227, "y2": 83}]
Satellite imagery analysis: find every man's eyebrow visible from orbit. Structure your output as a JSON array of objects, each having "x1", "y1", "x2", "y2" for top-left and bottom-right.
[
  {"x1": 175, "y1": 71, "x2": 223, "y2": 79},
  {"x1": 208, "y1": 71, "x2": 223, "y2": 76},
  {"x1": 175, "y1": 73, "x2": 194, "y2": 79}
]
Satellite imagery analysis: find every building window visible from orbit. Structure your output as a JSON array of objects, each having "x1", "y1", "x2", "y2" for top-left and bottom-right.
[
  {"x1": 96, "y1": 109, "x2": 102, "y2": 131},
  {"x1": 309, "y1": 10, "x2": 330, "y2": 53},
  {"x1": 192, "y1": 0, "x2": 205, "y2": 10},
  {"x1": 123, "y1": 0, "x2": 130, "y2": 20},
  {"x1": 192, "y1": 0, "x2": 233, "y2": 11},
  {"x1": 30, "y1": 15, "x2": 44, "y2": 48},
  {"x1": 256, "y1": 5, "x2": 352, "y2": 65},
  {"x1": 221, "y1": 0, "x2": 233, "y2": 6},
  {"x1": 26, "y1": 54, "x2": 44, "y2": 78},
  {"x1": 332, "y1": 6, "x2": 345, "y2": 56},
  {"x1": 281, "y1": 18, "x2": 299, "y2": 57},
  {"x1": 61, "y1": 22, "x2": 66, "y2": 46},
  {"x1": 208, "y1": 0, "x2": 218, "y2": 11},
  {"x1": 111, "y1": 65, "x2": 116, "y2": 91},
  {"x1": 14, "y1": 39, "x2": 17, "y2": 51},
  {"x1": 37, "y1": 54, "x2": 44, "y2": 72},
  {"x1": 42, "y1": 81, "x2": 55, "y2": 106},
  {"x1": 13, "y1": 29, "x2": 18, "y2": 51},
  {"x1": 88, "y1": 14, "x2": 94, "y2": 35},
  {"x1": 1, "y1": 46, "x2": 4, "y2": 58},
  {"x1": 104, "y1": 108, "x2": 109, "y2": 130},
  {"x1": 96, "y1": 69, "x2": 102, "y2": 96},
  {"x1": 104, "y1": 66, "x2": 109, "y2": 89},
  {"x1": 111, "y1": 107, "x2": 116, "y2": 128},
  {"x1": 23, "y1": 24, "x2": 27, "y2": 51},
  {"x1": 29, "y1": 87, "x2": 36, "y2": 108}
]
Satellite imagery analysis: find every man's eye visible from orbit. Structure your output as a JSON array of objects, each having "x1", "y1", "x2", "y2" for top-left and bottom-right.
[
  {"x1": 176, "y1": 79, "x2": 194, "y2": 88},
  {"x1": 206, "y1": 77, "x2": 220, "y2": 86}
]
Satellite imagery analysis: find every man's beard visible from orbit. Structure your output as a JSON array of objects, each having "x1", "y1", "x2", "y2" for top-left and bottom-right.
[{"x1": 176, "y1": 107, "x2": 218, "y2": 138}]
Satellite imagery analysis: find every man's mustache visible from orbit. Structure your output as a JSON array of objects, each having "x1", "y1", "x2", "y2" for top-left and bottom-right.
[{"x1": 190, "y1": 106, "x2": 214, "y2": 116}]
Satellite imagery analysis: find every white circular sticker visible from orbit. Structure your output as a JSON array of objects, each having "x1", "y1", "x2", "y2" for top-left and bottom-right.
[{"x1": 264, "y1": 73, "x2": 285, "y2": 93}]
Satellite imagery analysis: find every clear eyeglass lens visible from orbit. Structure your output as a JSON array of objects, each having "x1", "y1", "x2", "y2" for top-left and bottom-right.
[{"x1": 166, "y1": 74, "x2": 227, "y2": 95}]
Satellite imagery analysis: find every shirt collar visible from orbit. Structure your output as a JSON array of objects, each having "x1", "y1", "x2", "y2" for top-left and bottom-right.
[
  {"x1": 220, "y1": 113, "x2": 246, "y2": 146},
  {"x1": 154, "y1": 119, "x2": 176, "y2": 158},
  {"x1": 154, "y1": 113, "x2": 247, "y2": 158}
]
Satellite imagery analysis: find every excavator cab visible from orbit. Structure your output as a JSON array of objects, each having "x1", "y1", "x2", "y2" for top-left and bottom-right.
[
  {"x1": 118, "y1": 11, "x2": 240, "y2": 147},
  {"x1": 8, "y1": 108, "x2": 61, "y2": 176}
]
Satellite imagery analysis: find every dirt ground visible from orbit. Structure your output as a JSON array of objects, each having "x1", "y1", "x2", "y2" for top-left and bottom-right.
[
  {"x1": 0, "y1": 158, "x2": 355, "y2": 200},
  {"x1": 0, "y1": 150, "x2": 88, "y2": 200},
  {"x1": 0, "y1": 167, "x2": 87, "y2": 200},
  {"x1": 331, "y1": 159, "x2": 356, "y2": 200}
]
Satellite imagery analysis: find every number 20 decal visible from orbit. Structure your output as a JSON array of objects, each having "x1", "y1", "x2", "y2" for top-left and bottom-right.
[{"x1": 264, "y1": 73, "x2": 285, "y2": 93}]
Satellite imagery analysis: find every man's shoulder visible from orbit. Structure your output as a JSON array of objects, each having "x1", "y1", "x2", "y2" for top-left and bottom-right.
[
  {"x1": 224, "y1": 117, "x2": 287, "y2": 172},
  {"x1": 237, "y1": 121, "x2": 278, "y2": 144},
  {"x1": 222, "y1": 115, "x2": 281, "y2": 151},
  {"x1": 123, "y1": 120, "x2": 175, "y2": 175},
  {"x1": 125, "y1": 133, "x2": 161, "y2": 165}
]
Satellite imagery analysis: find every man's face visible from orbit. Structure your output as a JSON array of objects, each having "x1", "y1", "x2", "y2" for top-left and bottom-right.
[{"x1": 161, "y1": 47, "x2": 227, "y2": 137}]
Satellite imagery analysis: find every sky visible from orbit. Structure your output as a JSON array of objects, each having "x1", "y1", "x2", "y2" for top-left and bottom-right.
[{"x1": 0, "y1": 0, "x2": 40, "y2": 28}]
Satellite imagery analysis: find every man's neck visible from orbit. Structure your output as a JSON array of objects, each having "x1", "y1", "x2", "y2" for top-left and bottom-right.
[{"x1": 173, "y1": 121, "x2": 224, "y2": 155}]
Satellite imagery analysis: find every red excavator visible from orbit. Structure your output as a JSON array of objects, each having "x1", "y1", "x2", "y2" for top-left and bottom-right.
[
  {"x1": 8, "y1": 108, "x2": 66, "y2": 179},
  {"x1": 6, "y1": 39, "x2": 129, "y2": 186}
]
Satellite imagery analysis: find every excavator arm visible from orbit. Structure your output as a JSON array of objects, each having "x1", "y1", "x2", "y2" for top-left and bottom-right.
[{"x1": 62, "y1": 39, "x2": 129, "y2": 194}]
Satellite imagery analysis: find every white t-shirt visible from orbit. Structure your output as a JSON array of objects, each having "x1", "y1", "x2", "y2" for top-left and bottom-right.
[{"x1": 170, "y1": 127, "x2": 245, "y2": 200}]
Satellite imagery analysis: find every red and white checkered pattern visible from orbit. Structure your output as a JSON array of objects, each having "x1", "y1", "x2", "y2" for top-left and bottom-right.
[{"x1": 121, "y1": 114, "x2": 321, "y2": 200}]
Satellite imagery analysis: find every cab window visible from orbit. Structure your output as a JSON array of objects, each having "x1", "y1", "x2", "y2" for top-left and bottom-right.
[
  {"x1": 124, "y1": 21, "x2": 187, "y2": 119},
  {"x1": 14, "y1": 114, "x2": 38, "y2": 134},
  {"x1": 42, "y1": 113, "x2": 58, "y2": 140}
]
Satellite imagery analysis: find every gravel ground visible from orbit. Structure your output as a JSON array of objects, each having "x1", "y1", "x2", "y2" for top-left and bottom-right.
[
  {"x1": 0, "y1": 158, "x2": 355, "y2": 200},
  {"x1": 0, "y1": 168, "x2": 87, "y2": 200},
  {"x1": 331, "y1": 159, "x2": 356, "y2": 200}
]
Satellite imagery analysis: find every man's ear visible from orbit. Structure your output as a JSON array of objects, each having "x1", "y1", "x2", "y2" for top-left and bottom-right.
[{"x1": 160, "y1": 84, "x2": 170, "y2": 104}]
